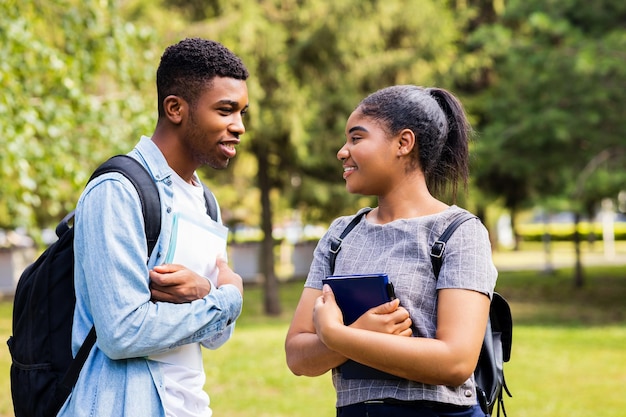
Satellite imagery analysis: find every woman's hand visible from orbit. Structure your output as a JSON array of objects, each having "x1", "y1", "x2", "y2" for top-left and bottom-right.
[
  {"x1": 352, "y1": 298, "x2": 413, "y2": 336},
  {"x1": 313, "y1": 284, "x2": 413, "y2": 347},
  {"x1": 312, "y1": 284, "x2": 345, "y2": 345}
]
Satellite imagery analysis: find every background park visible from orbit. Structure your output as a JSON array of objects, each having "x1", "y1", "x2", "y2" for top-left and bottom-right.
[{"x1": 1, "y1": 0, "x2": 625, "y2": 416}]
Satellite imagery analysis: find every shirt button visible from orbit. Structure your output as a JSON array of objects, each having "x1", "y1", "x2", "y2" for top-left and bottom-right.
[
  {"x1": 464, "y1": 389, "x2": 473, "y2": 397},
  {"x1": 166, "y1": 207, "x2": 172, "y2": 213}
]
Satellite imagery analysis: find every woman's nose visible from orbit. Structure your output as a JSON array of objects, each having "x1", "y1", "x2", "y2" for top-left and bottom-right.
[{"x1": 337, "y1": 145, "x2": 349, "y2": 161}]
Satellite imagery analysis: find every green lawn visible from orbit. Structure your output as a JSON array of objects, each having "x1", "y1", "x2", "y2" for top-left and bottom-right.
[{"x1": 2, "y1": 264, "x2": 626, "y2": 417}]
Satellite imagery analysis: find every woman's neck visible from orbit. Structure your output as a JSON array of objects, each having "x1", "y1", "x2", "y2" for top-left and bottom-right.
[{"x1": 371, "y1": 177, "x2": 448, "y2": 224}]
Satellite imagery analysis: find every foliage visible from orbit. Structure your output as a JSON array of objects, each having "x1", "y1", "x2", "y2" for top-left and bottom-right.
[
  {"x1": 0, "y1": 0, "x2": 158, "y2": 233},
  {"x1": 465, "y1": 0, "x2": 626, "y2": 219},
  {"x1": 3, "y1": 0, "x2": 626, "y2": 307},
  {"x1": 3, "y1": 0, "x2": 626, "y2": 236}
]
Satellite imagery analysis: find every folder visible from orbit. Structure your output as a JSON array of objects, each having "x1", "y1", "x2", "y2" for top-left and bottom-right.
[{"x1": 322, "y1": 274, "x2": 401, "y2": 380}]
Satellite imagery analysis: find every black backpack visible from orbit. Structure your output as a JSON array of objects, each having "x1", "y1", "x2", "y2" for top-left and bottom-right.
[
  {"x1": 329, "y1": 209, "x2": 513, "y2": 417},
  {"x1": 7, "y1": 155, "x2": 218, "y2": 417}
]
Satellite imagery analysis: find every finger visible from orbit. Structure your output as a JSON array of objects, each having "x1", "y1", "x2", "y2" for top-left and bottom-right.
[
  {"x1": 152, "y1": 263, "x2": 183, "y2": 273},
  {"x1": 150, "y1": 288, "x2": 176, "y2": 303},
  {"x1": 149, "y1": 271, "x2": 178, "y2": 286},
  {"x1": 370, "y1": 298, "x2": 400, "y2": 314},
  {"x1": 393, "y1": 308, "x2": 411, "y2": 325},
  {"x1": 216, "y1": 258, "x2": 235, "y2": 273},
  {"x1": 399, "y1": 327, "x2": 414, "y2": 337},
  {"x1": 321, "y1": 284, "x2": 335, "y2": 303}
]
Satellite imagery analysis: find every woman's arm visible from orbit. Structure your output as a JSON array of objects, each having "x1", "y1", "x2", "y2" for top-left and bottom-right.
[
  {"x1": 285, "y1": 288, "x2": 347, "y2": 376},
  {"x1": 285, "y1": 287, "x2": 413, "y2": 376},
  {"x1": 313, "y1": 285, "x2": 490, "y2": 386}
]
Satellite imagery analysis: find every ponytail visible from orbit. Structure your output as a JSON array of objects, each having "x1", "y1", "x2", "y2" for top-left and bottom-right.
[{"x1": 425, "y1": 88, "x2": 471, "y2": 200}]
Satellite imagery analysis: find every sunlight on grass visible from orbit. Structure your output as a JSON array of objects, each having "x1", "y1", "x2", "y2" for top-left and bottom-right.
[
  {"x1": 508, "y1": 326, "x2": 626, "y2": 417},
  {"x1": 205, "y1": 325, "x2": 335, "y2": 417}
]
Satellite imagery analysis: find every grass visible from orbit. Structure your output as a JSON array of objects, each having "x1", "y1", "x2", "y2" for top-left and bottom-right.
[{"x1": 1, "y1": 262, "x2": 626, "y2": 416}]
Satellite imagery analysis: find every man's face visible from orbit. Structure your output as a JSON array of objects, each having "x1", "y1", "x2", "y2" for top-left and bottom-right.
[{"x1": 183, "y1": 76, "x2": 249, "y2": 170}]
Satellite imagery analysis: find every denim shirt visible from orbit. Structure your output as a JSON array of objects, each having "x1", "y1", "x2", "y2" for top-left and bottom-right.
[{"x1": 57, "y1": 136, "x2": 243, "y2": 417}]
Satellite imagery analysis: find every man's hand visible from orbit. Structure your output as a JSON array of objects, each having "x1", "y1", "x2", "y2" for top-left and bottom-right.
[
  {"x1": 150, "y1": 258, "x2": 243, "y2": 303},
  {"x1": 149, "y1": 264, "x2": 211, "y2": 303},
  {"x1": 216, "y1": 257, "x2": 243, "y2": 297}
]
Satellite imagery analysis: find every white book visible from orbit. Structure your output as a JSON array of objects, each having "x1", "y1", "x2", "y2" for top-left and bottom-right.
[{"x1": 164, "y1": 212, "x2": 229, "y2": 285}]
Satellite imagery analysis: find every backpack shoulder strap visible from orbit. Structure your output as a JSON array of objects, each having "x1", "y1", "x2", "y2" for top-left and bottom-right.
[
  {"x1": 430, "y1": 211, "x2": 477, "y2": 279},
  {"x1": 328, "y1": 208, "x2": 373, "y2": 275},
  {"x1": 58, "y1": 155, "x2": 161, "y2": 396},
  {"x1": 89, "y1": 155, "x2": 161, "y2": 256},
  {"x1": 202, "y1": 183, "x2": 219, "y2": 222}
]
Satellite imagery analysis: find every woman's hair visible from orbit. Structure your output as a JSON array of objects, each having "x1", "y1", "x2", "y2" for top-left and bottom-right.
[
  {"x1": 356, "y1": 85, "x2": 471, "y2": 199},
  {"x1": 156, "y1": 38, "x2": 249, "y2": 118}
]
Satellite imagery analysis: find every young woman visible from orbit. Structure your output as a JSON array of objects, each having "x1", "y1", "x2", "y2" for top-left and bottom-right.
[{"x1": 285, "y1": 85, "x2": 497, "y2": 417}]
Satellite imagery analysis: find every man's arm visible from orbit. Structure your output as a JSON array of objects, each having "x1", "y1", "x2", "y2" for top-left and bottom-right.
[{"x1": 77, "y1": 177, "x2": 243, "y2": 359}]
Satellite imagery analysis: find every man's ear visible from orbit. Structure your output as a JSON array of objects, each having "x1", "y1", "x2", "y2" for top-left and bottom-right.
[
  {"x1": 163, "y1": 95, "x2": 185, "y2": 124},
  {"x1": 397, "y1": 129, "x2": 416, "y2": 157}
]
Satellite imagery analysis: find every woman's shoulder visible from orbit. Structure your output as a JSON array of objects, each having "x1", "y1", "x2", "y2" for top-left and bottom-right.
[
  {"x1": 328, "y1": 207, "x2": 373, "y2": 231},
  {"x1": 435, "y1": 205, "x2": 488, "y2": 240},
  {"x1": 443, "y1": 205, "x2": 477, "y2": 221}
]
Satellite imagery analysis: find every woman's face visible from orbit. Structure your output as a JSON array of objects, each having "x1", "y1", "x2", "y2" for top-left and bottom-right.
[{"x1": 337, "y1": 110, "x2": 401, "y2": 195}]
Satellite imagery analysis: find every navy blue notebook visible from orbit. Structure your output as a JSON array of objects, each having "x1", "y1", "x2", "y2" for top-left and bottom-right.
[
  {"x1": 322, "y1": 274, "x2": 401, "y2": 380},
  {"x1": 322, "y1": 274, "x2": 395, "y2": 325}
]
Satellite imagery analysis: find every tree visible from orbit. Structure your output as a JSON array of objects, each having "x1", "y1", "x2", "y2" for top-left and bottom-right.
[
  {"x1": 176, "y1": 0, "x2": 472, "y2": 314},
  {"x1": 464, "y1": 0, "x2": 626, "y2": 284},
  {"x1": 0, "y1": 0, "x2": 157, "y2": 236}
]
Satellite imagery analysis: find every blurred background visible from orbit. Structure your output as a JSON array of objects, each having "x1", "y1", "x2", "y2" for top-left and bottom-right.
[{"x1": 1, "y1": 1, "x2": 625, "y2": 415}]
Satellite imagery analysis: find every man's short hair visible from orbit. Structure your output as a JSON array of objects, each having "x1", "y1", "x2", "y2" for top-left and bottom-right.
[{"x1": 156, "y1": 38, "x2": 249, "y2": 117}]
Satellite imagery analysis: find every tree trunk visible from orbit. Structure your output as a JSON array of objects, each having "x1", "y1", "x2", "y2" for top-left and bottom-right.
[
  {"x1": 573, "y1": 211, "x2": 584, "y2": 288},
  {"x1": 257, "y1": 150, "x2": 282, "y2": 316},
  {"x1": 509, "y1": 206, "x2": 521, "y2": 251},
  {"x1": 541, "y1": 209, "x2": 554, "y2": 275}
]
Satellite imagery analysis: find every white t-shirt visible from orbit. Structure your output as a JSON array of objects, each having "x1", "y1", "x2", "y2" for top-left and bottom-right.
[{"x1": 149, "y1": 172, "x2": 213, "y2": 417}]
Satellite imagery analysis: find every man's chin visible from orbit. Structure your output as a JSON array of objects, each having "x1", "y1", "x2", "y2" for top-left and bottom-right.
[{"x1": 206, "y1": 159, "x2": 230, "y2": 170}]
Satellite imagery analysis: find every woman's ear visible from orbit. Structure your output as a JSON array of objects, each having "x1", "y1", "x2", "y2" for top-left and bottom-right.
[
  {"x1": 397, "y1": 129, "x2": 416, "y2": 157},
  {"x1": 163, "y1": 95, "x2": 185, "y2": 124}
]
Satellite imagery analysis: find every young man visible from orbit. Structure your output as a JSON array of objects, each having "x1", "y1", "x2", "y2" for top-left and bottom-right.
[{"x1": 57, "y1": 38, "x2": 248, "y2": 417}]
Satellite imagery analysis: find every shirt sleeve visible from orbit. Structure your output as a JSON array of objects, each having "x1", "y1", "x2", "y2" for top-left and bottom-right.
[
  {"x1": 435, "y1": 216, "x2": 498, "y2": 298},
  {"x1": 75, "y1": 175, "x2": 243, "y2": 360}
]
